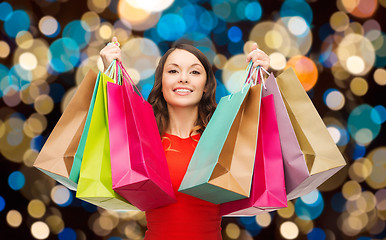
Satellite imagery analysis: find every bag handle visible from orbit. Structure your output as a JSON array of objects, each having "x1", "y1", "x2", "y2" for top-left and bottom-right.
[{"x1": 117, "y1": 61, "x2": 145, "y2": 102}]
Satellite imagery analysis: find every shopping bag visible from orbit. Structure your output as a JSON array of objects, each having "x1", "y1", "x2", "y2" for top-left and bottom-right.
[
  {"x1": 76, "y1": 69, "x2": 138, "y2": 211},
  {"x1": 179, "y1": 63, "x2": 262, "y2": 204},
  {"x1": 259, "y1": 69, "x2": 309, "y2": 200},
  {"x1": 276, "y1": 67, "x2": 346, "y2": 198},
  {"x1": 220, "y1": 94, "x2": 287, "y2": 216},
  {"x1": 107, "y1": 61, "x2": 176, "y2": 211},
  {"x1": 33, "y1": 69, "x2": 98, "y2": 191}
]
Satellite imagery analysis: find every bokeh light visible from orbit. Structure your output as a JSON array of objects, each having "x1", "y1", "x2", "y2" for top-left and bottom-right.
[
  {"x1": 286, "y1": 55, "x2": 318, "y2": 91},
  {"x1": 8, "y1": 171, "x2": 25, "y2": 190},
  {"x1": 7, "y1": 209, "x2": 23, "y2": 228}
]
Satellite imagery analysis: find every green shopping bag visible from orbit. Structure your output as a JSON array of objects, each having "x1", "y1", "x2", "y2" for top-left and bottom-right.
[
  {"x1": 76, "y1": 66, "x2": 137, "y2": 211},
  {"x1": 179, "y1": 63, "x2": 262, "y2": 204}
]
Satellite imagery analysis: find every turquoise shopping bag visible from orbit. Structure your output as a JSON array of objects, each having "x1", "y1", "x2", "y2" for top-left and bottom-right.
[{"x1": 179, "y1": 63, "x2": 262, "y2": 204}]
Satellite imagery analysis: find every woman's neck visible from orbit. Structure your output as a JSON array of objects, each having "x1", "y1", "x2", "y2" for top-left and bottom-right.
[{"x1": 166, "y1": 105, "x2": 198, "y2": 138}]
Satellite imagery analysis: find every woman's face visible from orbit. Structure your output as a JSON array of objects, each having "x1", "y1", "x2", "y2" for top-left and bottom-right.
[{"x1": 161, "y1": 49, "x2": 207, "y2": 109}]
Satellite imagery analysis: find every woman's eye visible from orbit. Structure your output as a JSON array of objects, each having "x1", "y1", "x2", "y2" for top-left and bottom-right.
[
  {"x1": 168, "y1": 70, "x2": 177, "y2": 73},
  {"x1": 191, "y1": 70, "x2": 200, "y2": 75}
]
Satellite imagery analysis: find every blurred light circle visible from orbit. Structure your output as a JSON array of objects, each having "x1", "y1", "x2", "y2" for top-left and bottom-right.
[
  {"x1": 28, "y1": 199, "x2": 46, "y2": 219},
  {"x1": 118, "y1": 0, "x2": 161, "y2": 31},
  {"x1": 61, "y1": 87, "x2": 77, "y2": 113},
  {"x1": 324, "y1": 89, "x2": 345, "y2": 111},
  {"x1": 98, "y1": 22, "x2": 113, "y2": 41},
  {"x1": 31, "y1": 221, "x2": 50, "y2": 239},
  {"x1": 280, "y1": 0, "x2": 313, "y2": 25},
  {"x1": 337, "y1": 33, "x2": 375, "y2": 76},
  {"x1": 342, "y1": 180, "x2": 361, "y2": 200},
  {"x1": 278, "y1": 201, "x2": 295, "y2": 218},
  {"x1": 225, "y1": 223, "x2": 240, "y2": 239},
  {"x1": 346, "y1": 0, "x2": 378, "y2": 18},
  {"x1": 372, "y1": 105, "x2": 386, "y2": 124},
  {"x1": 120, "y1": 38, "x2": 160, "y2": 81},
  {"x1": 3, "y1": 87, "x2": 21, "y2": 107},
  {"x1": 39, "y1": 16, "x2": 60, "y2": 37},
  {"x1": 346, "y1": 56, "x2": 365, "y2": 75},
  {"x1": 81, "y1": 11, "x2": 101, "y2": 32},
  {"x1": 15, "y1": 31, "x2": 34, "y2": 50},
  {"x1": 49, "y1": 38, "x2": 80, "y2": 73},
  {"x1": 348, "y1": 104, "x2": 381, "y2": 145},
  {"x1": 327, "y1": 126, "x2": 341, "y2": 144},
  {"x1": 269, "y1": 52, "x2": 286, "y2": 70},
  {"x1": 228, "y1": 26, "x2": 242, "y2": 43},
  {"x1": 350, "y1": 77, "x2": 368, "y2": 96},
  {"x1": 157, "y1": 14, "x2": 186, "y2": 41},
  {"x1": 375, "y1": 189, "x2": 386, "y2": 211},
  {"x1": 307, "y1": 228, "x2": 326, "y2": 240},
  {"x1": 348, "y1": 157, "x2": 373, "y2": 182},
  {"x1": 87, "y1": 0, "x2": 111, "y2": 13},
  {"x1": 34, "y1": 95, "x2": 54, "y2": 115},
  {"x1": 19, "y1": 52, "x2": 38, "y2": 71},
  {"x1": 295, "y1": 190, "x2": 324, "y2": 220},
  {"x1": 7, "y1": 210, "x2": 22, "y2": 228},
  {"x1": 265, "y1": 30, "x2": 283, "y2": 49},
  {"x1": 4, "y1": 10, "x2": 30, "y2": 37},
  {"x1": 286, "y1": 55, "x2": 318, "y2": 91},
  {"x1": 213, "y1": 54, "x2": 227, "y2": 69},
  {"x1": 58, "y1": 227, "x2": 77, "y2": 240},
  {"x1": 0, "y1": 41, "x2": 10, "y2": 58},
  {"x1": 212, "y1": 0, "x2": 231, "y2": 21},
  {"x1": 301, "y1": 190, "x2": 319, "y2": 205},
  {"x1": 373, "y1": 68, "x2": 386, "y2": 85},
  {"x1": 288, "y1": 16, "x2": 308, "y2": 36},
  {"x1": 62, "y1": 20, "x2": 91, "y2": 49},
  {"x1": 129, "y1": 0, "x2": 174, "y2": 12},
  {"x1": 23, "y1": 149, "x2": 39, "y2": 167},
  {"x1": 222, "y1": 54, "x2": 249, "y2": 93},
  {"x1": 0, "y1": 2, "x2": 13, "y2": 21},
  {"x1": 0, "y1": 195, "x2": 5, "y2": 212},
  {"x1": 51, "y1": 185, "x2": 71, "y2": 206},
  {"x1": 363, "y1": 19, "x2": 381, "y2": 41},
  {"x1": 330, "y1": 11, "x2": 349, "y2": 32},
  {"x1": 280, "y1": 221, "x2": 299, "y2": 239},
  {"x1": 245, "y1": 2, "x2": 262, "y2": 21},
  {"x1": 365, "y1": 147, "x2": 386, "y2": 189},
  {"x1": 46, "y1": 215, "x2": 65, "y2": 234},
  {"x1": 8, "y1": 171, "x2": 25, "y2": 190},
  {"x1": 255, "y1": 213, "x2": 271, "y2": 227}
]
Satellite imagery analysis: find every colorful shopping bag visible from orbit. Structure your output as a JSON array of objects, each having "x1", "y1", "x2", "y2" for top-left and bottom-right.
[
  {"x1": 259, "y1": 69, "x2": 309, "y2": 200},
  {"x1": 276, "y1": 67, "x2": 346, "y2": 198},
  {"x1": 220, "y1": 94, "x2": 287, "y2": 216},
  {"x1": 33, "y1": 69, "x2": 98, "y2": 190},
  {"x1": 76, "y1": 69, "x2": 138, "y2": 211},
  {"x1": 107, "y1": 61, "x2": 176, "y2": 211},
  {"x1": 179, "y1": 63, "x2": 262, "y2": 204}
]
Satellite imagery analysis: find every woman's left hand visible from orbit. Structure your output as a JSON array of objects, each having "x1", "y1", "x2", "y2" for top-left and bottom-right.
[{"x1": 246, "y1": 42, "x2": 270, "y2": 71}]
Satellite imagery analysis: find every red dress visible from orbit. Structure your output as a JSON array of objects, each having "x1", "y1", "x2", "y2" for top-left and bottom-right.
[{"x1": 145, "y1": 133, "x2": 222, "y2": 240}]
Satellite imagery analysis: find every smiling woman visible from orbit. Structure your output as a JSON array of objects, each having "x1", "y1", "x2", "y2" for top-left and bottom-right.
[{"x1": 99, "y1": 37, "x2": 270, "y2": 240}]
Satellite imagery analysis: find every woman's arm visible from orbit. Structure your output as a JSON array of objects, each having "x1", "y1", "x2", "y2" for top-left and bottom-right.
[
  {"x1": 246, "y1": 42, "x2": 270, "y2": 71},
  {"x1": 99, "y1": 36, "x2": 122, "y2": 72}
]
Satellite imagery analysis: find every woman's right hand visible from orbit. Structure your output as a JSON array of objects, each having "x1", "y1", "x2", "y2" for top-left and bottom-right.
[{"x1": 100, "y1": 36, "x2": 121, "y2": 72}]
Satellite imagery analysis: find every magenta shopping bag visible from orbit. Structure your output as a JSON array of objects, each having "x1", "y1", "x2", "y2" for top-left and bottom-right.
[
  {"x1": 220, "y1": 94, "x2": 287, "y2": 216},
  {"x1": 107, "y1": 62, "x2": 176, "y2": 211}
]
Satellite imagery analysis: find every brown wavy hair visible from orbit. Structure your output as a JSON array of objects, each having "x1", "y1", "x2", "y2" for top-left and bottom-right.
[{"x1": 148, "y1": 44, "x2": 217, "y2": 137}]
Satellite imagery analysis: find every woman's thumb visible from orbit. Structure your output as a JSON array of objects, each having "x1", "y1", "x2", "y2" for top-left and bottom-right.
[{"x1": 112, "y1": 36, "x2": 117, "y2": 42}]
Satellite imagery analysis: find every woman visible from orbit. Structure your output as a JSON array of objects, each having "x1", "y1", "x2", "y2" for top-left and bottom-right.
[{"x1": 100, "y1": 37, "x2": 270, "y2": 240}]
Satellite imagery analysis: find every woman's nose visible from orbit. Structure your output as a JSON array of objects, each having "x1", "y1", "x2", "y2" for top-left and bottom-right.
[{"x1": 179, "y1": 73, "x2": 189, "y2": 83}]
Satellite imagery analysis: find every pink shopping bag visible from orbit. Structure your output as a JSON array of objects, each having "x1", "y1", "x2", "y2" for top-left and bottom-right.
[
  {"x1": 263, "y1": 72, "x2": 309, "y2": 200},
  {"x1": 107, "y1": 62, "x2": 176, "y2": 211},
  {"x1": 220, "y1": 94, "x2": 287, "y2": 216}
]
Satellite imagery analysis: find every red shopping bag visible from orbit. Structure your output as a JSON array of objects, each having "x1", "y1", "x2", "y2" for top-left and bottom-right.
[
  {"x1": 220, "y1": 94, "x2": 287, "y2": 216},
  {"x1": 107, "y1": 61, "x2": 176, "y2": 211}
]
